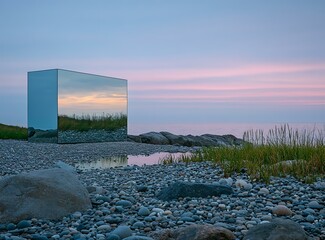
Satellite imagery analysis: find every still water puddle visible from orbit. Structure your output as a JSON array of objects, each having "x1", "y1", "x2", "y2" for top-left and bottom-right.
[{"x1": 76, "y1": 152, "x2": 190, "y2": 170}]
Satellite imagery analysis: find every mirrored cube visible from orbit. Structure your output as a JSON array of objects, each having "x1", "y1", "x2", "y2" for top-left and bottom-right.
[{"x1": 28, "y1": 69, "x2": 128, "y2": 143}]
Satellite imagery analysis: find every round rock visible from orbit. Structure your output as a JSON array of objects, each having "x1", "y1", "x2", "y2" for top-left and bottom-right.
[
  {"x1": 110, "y1": 225, "x2": 133, "y2": 239},
  {"x1": 138, "y1": 206, "x2": 150, "y2": 216},
  {"x1": 272, "y1": 205, "x2": 293, "y2": 216}
]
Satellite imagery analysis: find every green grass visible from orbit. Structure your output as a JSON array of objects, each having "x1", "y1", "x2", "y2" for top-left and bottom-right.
[
  {"x1": 0, "y1": 123, "x2": 27, "y2": 140},
  {"x1": 58, "y1": 113, "x2": 127, "y2": 132},
  {"x1": 161, "y1": 124, "x2": 325, "y2": 183}
]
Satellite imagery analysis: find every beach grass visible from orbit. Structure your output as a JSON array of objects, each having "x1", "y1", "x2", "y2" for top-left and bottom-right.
[
  {"x1": 0, "y1": 123, "x2": 27, "y2": 140},
  {"x1": 160, "y1": 124, "x2": 325, "y2": 183},
  {"x1": 58, "y1": 113, "x2": 127, "y2": 132}
]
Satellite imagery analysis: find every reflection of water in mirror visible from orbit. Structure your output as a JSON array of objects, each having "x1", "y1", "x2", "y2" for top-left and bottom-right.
[{"x1": 76, "y1": 152, "x2": 190, "y2": 170}]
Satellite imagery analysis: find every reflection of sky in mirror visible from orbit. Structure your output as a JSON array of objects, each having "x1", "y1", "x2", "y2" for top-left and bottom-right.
[
  {"x1": 28, "y1": 70, "x2": 57, "y2": 130},
  {"x1": 58, "y1": 70, "x2": 127, "y2": 116}
]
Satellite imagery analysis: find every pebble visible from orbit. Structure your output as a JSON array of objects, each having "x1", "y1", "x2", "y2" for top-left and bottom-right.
[
  {"x1": 308, "y1": 200, "x2": 323, "y2": 209},
  {"x1": 0, "y1": 140, "x2": 324, "y2": 239},
  {"x1": 97, "y1": 224, "x2": 111, "y2": 232},
  {"x1": 110, "y1": 225, "x2": 132, "y2": 238},
  {"x1": 7, "y1": 223, "x2": 16, "y2": 230},
  {"x1": 17, "y1": 220, "x2": 31, "y2": 229},
  {"x1": 106, "y1": 234, "x2": 120, "y2": 240},
  {"x1": 138, "y1": 207, "x2": 150, "y2": 216},
  {"x1": 258, "y1": 187, "x2": 269, "y2": 195},
  {"x1": 272, "y1": 205, "x2": 293, "y2": 216},
  {"x1": 115, "y1": 200, "x2": 132, "y2": 207},
  {"x1": 306, "y1": 215, "x2": 315, "y2": 222},
  {"x1": 235, "y1": 179, "x2": 249, "y2": 189}
]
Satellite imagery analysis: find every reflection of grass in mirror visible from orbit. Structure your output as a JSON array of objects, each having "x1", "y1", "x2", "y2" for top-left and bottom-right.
[
  {"x1": 0, "y1": 123, "x2": 27, "y2": 140},
  {"x1": 58, "y1": 113, "x2": 127, "y2": 132}
]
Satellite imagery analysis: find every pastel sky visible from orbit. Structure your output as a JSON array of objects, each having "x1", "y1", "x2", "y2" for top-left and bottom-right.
[{"x1": 1, "y1": 1, "x2": 325, "y2": 136}]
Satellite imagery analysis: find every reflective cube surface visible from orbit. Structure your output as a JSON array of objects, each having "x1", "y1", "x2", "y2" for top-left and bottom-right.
[{"x1": 28, "y1": 69, "x2": 128, "y2": 143}]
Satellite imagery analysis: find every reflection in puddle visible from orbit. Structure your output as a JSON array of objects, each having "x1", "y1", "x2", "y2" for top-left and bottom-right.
[{"x1": 76, "y1": 152, "x2": 190, "y2": 170}]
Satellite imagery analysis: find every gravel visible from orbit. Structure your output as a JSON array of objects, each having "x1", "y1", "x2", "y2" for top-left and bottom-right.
[{"x1": 0, "y1": 139, "x2": 324, "y2": 239}]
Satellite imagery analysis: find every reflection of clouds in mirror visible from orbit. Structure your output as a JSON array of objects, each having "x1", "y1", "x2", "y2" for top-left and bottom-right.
[
  {"x1": 58, "y1": 95, "x2": 127, "y2": 115},
  {"x1": 58, "y1": 70, "x2": 127, "y2": 95},
  {"x1": 58, "y1": 70, "x2": 127, "y2": 116}
]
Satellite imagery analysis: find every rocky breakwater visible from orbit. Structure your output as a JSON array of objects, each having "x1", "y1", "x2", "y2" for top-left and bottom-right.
[{"x1": 128, "y1": 132, "x2": 245, "y2": 147}]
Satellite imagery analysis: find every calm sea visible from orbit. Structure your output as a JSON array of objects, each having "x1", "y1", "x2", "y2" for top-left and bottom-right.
[{"x1": 128, "y1": 122, "x2": 325, "y2": 138}]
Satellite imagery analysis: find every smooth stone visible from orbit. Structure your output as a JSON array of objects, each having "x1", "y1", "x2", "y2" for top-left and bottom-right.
[
  {"x1": 138, "y1": 207, "x2": 150, "y2": 216},
  {"x1": 0, "y1": 168, "x2": 91, "y2": 223},
  {"x1": 181, "y1": 217, "x2": 195, "y2": 222},
  {"x1": 115, "y1": 206, "x2": 124, "y2": 213},
  {"x1": 105, "y1": 217, "x2": 123, "y2": 224},
  {"x1": 314, "y1": 181, "x2": 325, "y2": 190},
  {"x1": 235, "y1": 179, "x2": 250, "y2": 189},
  {"x1": 144, "y1": 216, "x2": 153, "y2": 222},
  {"x1": 218, "y1": 178, "x2": 233, "y2": 186},
  {"x1": 31, "y1": 234, "x2": 49, "y2": 240},
  {"x1": 272, "y1": 205, "x2": 293, "y2": 216},
  {"x1": 7, "y1": 223, "x2": 16, "y2": 230},
  {"x1": 136, "y1": 185, "x2": 148, "y2": 192},
  {"x1": 124, "y1": 236, "x2": 154, "y2": 240},
  {"x1": 106, "y1": 234, "x2": 121, "y2": 240},
  {"x1": 96, "y1": 234, "x2": 105, "y2": 239},
  {"x1": 132, "y1": 221, "x2": 145, "y2": 229},
  {"x1": 243, "y1": 218, "x2": 308, "y2": 240},
  {"x1": 97, "y1": 224, "x2": 111, "y2": 232},
  {"x1": 300, "y1": 222, "x2": 316, "y2": 230},
  {"x1": 17, "y1": 220, "x2": 31, "y2": 229},
  {"x1": 96, "y1": 196, "x2": 110, "y2": 202},
  {"x1": 152, "y1": 208, "x2": 164, "y2": 214},
  {"x1": 302, "y1": 208, "x2": 315, "y2": 216},
  {"x1": 110, "y1": 225, "x2": 133, "y2": 239},
  {"x1": 150, "y1": 224, "x2": 235, "y2": 240},
  {"x1": 258, "y1": 188, "x2": 269, "y2": 195},
  {"x1": 138, "y1": 132, "x2": 170, "y2": 145},
  {"x1": 292, "y1": 215, "x2": 304, "y2": 221},
  {"x1": 116, "y1": 200, "x2": 132, "y2": 207},
  {"x1": 306, "y1": 215, "x2": 315, "y2": 222},
  {"x1": 308, "y1": 200, "x2": 323, "y2": 209},
  {"x1": 71, "y1": 211, "x2": 82, "y2": 218},
  {"x1": 181, "y1": 212, "x2": 193, "y2": 217},
  {"x1": 156, "y1": 181, "x2": 233, "y2": 201}
]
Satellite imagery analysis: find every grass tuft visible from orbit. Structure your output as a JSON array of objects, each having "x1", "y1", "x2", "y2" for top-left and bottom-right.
[
  {"x1": 0, "y1": 123, "x2": 27, "y2": 140},
  {"x1": 162, "y1": 124, "x2": 325, "y2": 183}
]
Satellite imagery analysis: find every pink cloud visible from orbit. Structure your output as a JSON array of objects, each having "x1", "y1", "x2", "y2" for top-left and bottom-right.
[
  {"x1": 124, "y1": 63, "x2": 325, "y2": 107},
  {"x1": 116, "y1": 62, "x2": 325, "y2": 82}
]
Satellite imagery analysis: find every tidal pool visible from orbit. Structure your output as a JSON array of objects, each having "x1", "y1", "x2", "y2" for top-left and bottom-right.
[{"x1": 75, "y1": 152, "x2": 190, "y2": 170}]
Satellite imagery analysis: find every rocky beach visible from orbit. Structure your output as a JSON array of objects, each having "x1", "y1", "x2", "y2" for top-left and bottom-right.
[{"x1": 0, "y1": 139, "x2": 324, "y2": 240}]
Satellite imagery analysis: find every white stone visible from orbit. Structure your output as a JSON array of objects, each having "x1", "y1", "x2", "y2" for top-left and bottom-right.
[
  {"x1": 258, "y1": 187, "x2": 270, "y2": 195},
  {"x1": 235, "y1": 179, "x2": 249, "y2": 189}
]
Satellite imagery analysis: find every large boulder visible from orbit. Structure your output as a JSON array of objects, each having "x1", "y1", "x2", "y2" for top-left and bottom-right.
[
  {"x1": 139, "y1": 132, "x2": 170, "y2": 145},
  {"x1": 156, "y1": 181, "x2": 233, "y2": 201},
  {"x1": 0, "y1": 168, "x2": 91, "y2": 223},
  {"x1": 151, "y1": 224, "x2": 235, "y2": 240},
  {"x1": 243, "y1": 218, "x2": 309, "y2": 240}
]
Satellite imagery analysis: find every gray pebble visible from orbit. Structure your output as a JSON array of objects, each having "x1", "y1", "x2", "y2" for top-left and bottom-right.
[
  {"x1": 138, "y1": 207, "x2": 150, "y2": 216},
  {"x1": 308, "y1": 200, "x2": 323, "y2": 209},
  {"x1": 17, "y1": 220, "x2": 31, "y2": 229},
  {"x1": 116, "y1": 200, "x2": 132, "y2": 207},
  {"x1": 110, "y1": 225, "x2": 133, "y2": 239}
]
